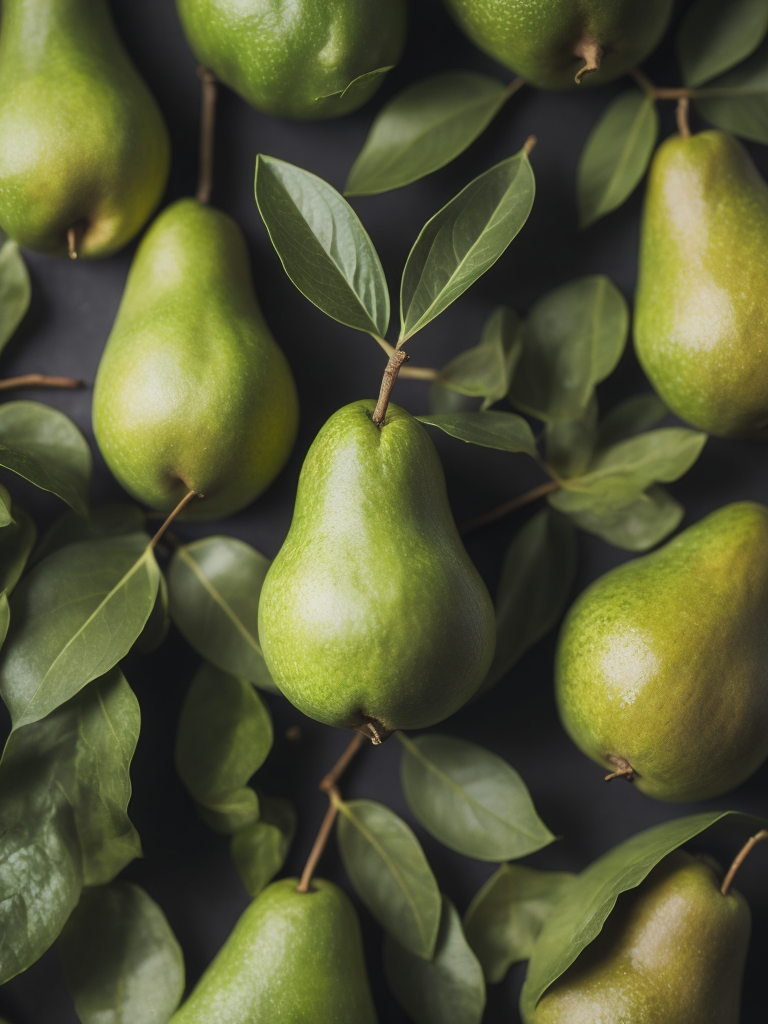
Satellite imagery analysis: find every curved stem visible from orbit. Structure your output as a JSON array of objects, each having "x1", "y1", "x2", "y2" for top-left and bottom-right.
[
  {"x1": 0, "y1": 374, "x2": 82, "y2": 391},
  {"x1": 372, "y1": 350, "x2": 409, "y2": 426},
  {"x1": 628, "y1": 69, "x2": 694, "y2": 101},
  {"x1": 630, "y1": 67, "x2": 656, "y2": 97},
  {"x1": 604, "y1": 755, "x2": 635, "y2": 783},
  {"x1": 721, "y1": 829, "x2": 768, "y2": 896},
  {"x1": 196, "y1": 67, "x2": 217, "y2": 204},
  {"x1": 296, "y1": 797, "x2": 339, "y2": 893},
  {"x1": 574, "y1": 38, "x2": 602, "y2": 84},
  {"x1": 460, "y1": 478, "x2": 559, "y2": 536},
  {"x1": 319, "y1": 732, "x2": 365, "y2": 793},
  {"x1": 676, "y1": 96, "x2": 692, "y2": 138},
  {"x1": 149, "y1": 489, "x2": 200, "y2": 549}
]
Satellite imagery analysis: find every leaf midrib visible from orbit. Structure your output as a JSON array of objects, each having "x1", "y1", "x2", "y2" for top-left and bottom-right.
[{"x1": 177, "y1": 547, "x2": 263, "y2": 657}]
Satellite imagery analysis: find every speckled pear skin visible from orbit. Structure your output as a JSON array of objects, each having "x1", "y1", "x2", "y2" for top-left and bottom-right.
[
  {"x1": 169, "y1": 878, "x2": 379, "y2": 1024},
  {"x1": 531, "y1": 851, "x2": 749, "y2": 1024},
  {"x1": 175, "y1": 0, "x2": 407, "y2": 120},
  {"x1": 635, "y1": 131, "x2": 768, "y2": 437},
  {"x1": 0, "y1": 0, "x2": 169, "y2": 258},
  {"x1": 441, "y1": 0, "x2": 672, "y2": 90},
  {"x1": 258, "y1": 401, "x2": 496, "y2": 734},
  {"x1": 555, "y1": 502, "x2": 768, "y2": 802},
  {"x1": 92, "y1": 198, "x2": 298, "y2": 521}
]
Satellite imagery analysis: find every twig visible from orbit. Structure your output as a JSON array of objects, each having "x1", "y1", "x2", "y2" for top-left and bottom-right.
[
  {"x1": 523, "y1": 135, "x2": 537, "y2": 157},
  {"x1": 399, "y1": 366, "x2": 440, "y2": 381},
  {"x1": 505, "y1": 77, "x2": 525, "y2": 99},
  {"x1": 676, "y1": 96, "x2": 691, "y2": 138},
  {"x1": 630, "y1": 67, "x2": 656, "y2": 97},
  {"x1": 149, "y1": 489, "x2": 201, "y2": 549},
  {"x1": 629, "y1": 68, "x2": 693, "y2": 101},
  {"x1": 196, "y1": 67, "x2": 217, "y2": 204},
  {"x1": 460, "y1": 479, "x2": 559, "y2": 536},
  {"x1": 320, "y1": 732, "x2": 365, "y2": 793},
  {"x1": 372, "y1": 350, "x2": 409, "y2": 426},
  {"x1": 721, "y1": 829, "x2": 768, "y2": 896},
  {"x1": 67, "y1": 226, "x2": 81, "y2": 261},
  {"x1": 0, "y1": 374, "x2": 83, "y2": 392}
]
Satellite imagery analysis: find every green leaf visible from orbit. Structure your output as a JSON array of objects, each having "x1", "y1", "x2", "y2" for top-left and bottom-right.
[
  {"x1": 175, "y1": 663, "x2": 273, "y2": 835},
  {"x1": 320, "y1": 64, "x2": 394, "y2": 100},
  {"x1": 564, "y1": 485, "x2": 684, "y2": 551},
  {"x1": 384, "y1": 896, "x2": 486, "y2": 1024},
  {"x1": 400, "y1": 147, "x2": 535, "y2": 341},
  {"x1": 429, "y1": 382, "x2": 481, "y2": 415},
  {"x1": 417, "y1": 411, "x2": 537, "y2": 455},
  {"x1": 0, "y1": 482, "x2": 12, "y2": 526},
  {"x1": 230, "y1": 794, "x2": 297, "y2": 896},
  {"x1": 345, "y1": 72, "x2": 509, "y2": 196},
  {"x1": 0, "y1": 502, "x2": 35, "y2": 594},
  {"x1": 519, "y1": 811, "x2": 767, "y2": 1021},
  {"x1": 134, "y1": 571, "x2": 170, "y2": 655},
  {"x1": 481, "y1": 509, "x2": 577, "y2": 694},
  {"x1": 167, "y1": 536, "x2": 277, "y2": 693},
  {"x1": 60, "y1": 881, "x2": 185, "y2": 1024},
  {"x1": 545, "y1": 394, "x2": 598, "y2": 479},
  {"x1": 0, "y1": 669, "x2": 140, "y2": 983},
  {"x1": 596, "y1": 393, "x2": 667, "y2": 450},
  {"x1": 509, "y1": 276, "x2": 629, "y2": 422},
  {"x1": 679, "y1": 0, "x2": 768, "y2": 88},
  {"x1": 577, "y1": 91, "x2": 658, "y2": 228},
  {"x1": 695, "y1": 36, "x2": 768, "y2": 143},
  {"x1": 0, "y1": 401, "x2": 91, "y2": 516},
  {"x1": 0, "y1": 534, "x2": 160, "y2": 729},
  {"x1": 32, "y1": 503, "x2": 145, "y2": 566},
  {"x1": 0, "y1": 592, "x2": 9, "y2": 650},
  {"x1": 398, "y1": 733, "x2": 555, "y2": 862},
  {"x1": 254, "y1": 154, "x2": 389, "y2": 336},
  {"x1": 551, "y1": 428, "x2": 707, "y2": 514},
  {"x1": 464, "y1": 865, "x2": 576, "y2": 984},
  {"x1": 336, "y1": 797, "x2": 441, "y2": 959},
  {"x1": 440, "y1": 306, "x2": 522, "y2": 410},
  {"x1": 0, "y1": 236, "x2": 31, "y2": 354}
]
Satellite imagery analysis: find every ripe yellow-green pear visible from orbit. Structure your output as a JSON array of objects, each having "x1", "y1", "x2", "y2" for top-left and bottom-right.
[
  {"x1": 529, "y1": 851, "x2": 750, "y2": 1023},
  {"x1": 0, "y1": 0, "x2": 170, "y2": 258},
  {"x1": 168, "y1": 878, "x2": 379, "y2": 1023},
  {"x1": 441, "y1": 0, "x2": 673, "y2": 89},
  {"x1": 258, "y1": 401, "x2": 496, "y2": 739},
  {"x1": 556, "y1": 502, "x2": 768, "y2": 801},
  {"x1": 635, "y1": 130, "x2": 768, "y2": 436},
  {"x1": 93, "y1": 199, "x2": 298, "y2": 520},
  {"x1": 175, "y1": 0, "x2": 407, "y2": 119}
]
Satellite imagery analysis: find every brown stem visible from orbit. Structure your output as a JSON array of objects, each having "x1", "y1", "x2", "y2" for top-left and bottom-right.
[
  {"x1": 676, "y1": 96, "x2": 691, "y2": 138},
  {"x1": 296, "y1": 797, "x2": 339, "y2": 893},
  {"x1": 196, "y1": 67, "x2": 217, "y2": 204},
  {"x1": 628, "y1": 69, "x2": 693, "y2": 101},
  {"x1": 399, "y1": 366, "x2": 440, "y2": 381},
  {"x1": 0, "y1": 374, "x2": 82, "y2": 392},
  {"x1": 505, "y1": 76, "x2": 525, "y2": 99},
  {"x1": 460, "y1": 479, "x2": 559, "y2": 536},
  {"x1": 657, "y1": 87, "x2": 694, "y2": 100},
  {"x1": 574, "y1": 37, "x2": 602, "y2": 84},
  {"x1": 523, "y1": 135, "x2": 537, "y2": 157},
  {"x1": 355, "y1": 718, "x2": 393, "y2": 745},
  {"x1": 319, "y1": 732, "x2": 365, "y2": 793},
  {"x1": 630, "y1": 67, "x2": 656, "y2": 97},
  {"x1": 149, "y1": 489, "x2": 201, "y2": 549},
  {"x1": 721, "y1": 830, "x2": 768, "y2": 896},
  {"x1": 67, "y1": 226, "x2": 81, "y2": 261},
  {"x1": 372, "y1": 350, "x2": 409, "y2": 426},
  {"x1": 604, "y1": 755, "x2": 635, "y2": 783}
]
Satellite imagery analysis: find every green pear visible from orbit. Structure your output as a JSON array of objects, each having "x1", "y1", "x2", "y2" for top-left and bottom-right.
[
  {"x1": 0, "y1": 0, "x2": 170, "y2": 258},
  {"x1": 635, "y1": 130, "x2": 768, "y2": 437},
  {"x1": 529, "y1": 851, "x2": 749, "y2": 1023},
  {"x1": 92, "y1": 198, "x2": 298, "y2": 520},
  {"x1": 175, "y1": 0, "x2": 407, "y2": 120},
  {"x1": 169, "y1": 878, "x2": 378, "y2": 1023},
  {"x1": 441, "y1": 0, "x2": 673, "y2": 89},
  {"x1": 258, "y1": 401, "x2": 496, "y2": 738},
  {"x1": 555, "y1": 502, "x2": 768, "y2": 801}
]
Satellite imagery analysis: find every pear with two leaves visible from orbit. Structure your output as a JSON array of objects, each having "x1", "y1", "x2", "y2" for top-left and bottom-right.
[
  {"x1": 258, "y1": 399, "x2": 496, "y2": 740},
  {"x1": 556, "y1": 502, "x2": 768, "y2": 801},
  {"x1": 442, "y1": 0, "x2": 673, "y2": 89},
  {"x1": 168, "y1": 878, "x2": 378, "y2": 1023},
  {"x1": 93, "y1": 198, "x2": 298, "y2": 520},
  {"x1": 529, "y1": 850, "x2": 750, "y2": 1023},
  {"x1": 0, "y1": 0, "x2": 169, "y2": 258},
  {"x1": 635, "y1": 130, "x2": 768, "y2": 437},
  {"x1": 175, "y1": 0, "x2": 407, "y2": 120}
]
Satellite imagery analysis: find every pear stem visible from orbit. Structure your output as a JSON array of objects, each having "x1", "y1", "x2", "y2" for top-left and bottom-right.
[
  {"x1": 196, "y1": 67, "x2": 217, "y2": 204},
  {"x1": 460, "y1": 479, "x2": 560, "y2": 536},
  {"x1": 319, "y1": 732, "x2": 366, "y2": 793},
  {"x1": 676, "y1": 97, "x2": 692, "y2": 138},
  {"x1": 629, "y1": 69, "x2": 694, "y2": 102},
  {"x1": 523, "y1": 135, "x2": 537, "y2": 157},
  {"x1": 66, "y1": 226, "x2": 80, "y2": 260},
  {"x1": 296, "y1": 797, "x2": 339, "y2": 894},
  {"x1": 0, "y1": 374, "x2": 83, "y2": 392},
  {"x1": 372, "y1": 350, "x2": 409, "y2": 426},
  {"x1": 574, "y1": 37, "x2": 602, "y2": 84},
  {"x1": 604, "y1": 755, "x2": 636, "y2": 783},
  {"x1": 149, "y1": 489, "x2": 201, "y2": 549},
  {"x1": 720, "y1": 829, "x2": 768, "y2": 896}
]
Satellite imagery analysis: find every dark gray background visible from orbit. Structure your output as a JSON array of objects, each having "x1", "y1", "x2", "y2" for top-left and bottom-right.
[{"x1": 1, "y1": 1, "x2": 767, "y2": 1021}]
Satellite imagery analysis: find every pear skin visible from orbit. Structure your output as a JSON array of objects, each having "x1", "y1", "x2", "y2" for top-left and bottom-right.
[
  {"x1": 175, "y1": 0, "x2": 407, "y2": 119},
  {"x1": 635, "y1": 130, "x2": 768, "y2": 437},
  {"x1": 258, "y1": 401, "x2": 496, "y2": 736},
  {"x1": 168, "y1": 878, "x2": 379, "y2": 1024},
  {"x1": 530, "y1": 851, "x2": 749, "y2": 1024},
  {"x1": 0, "y1": 0, "x2": 170, "y2": 258},
  {"x1": 441, "y1": 0, "x2": 673, "y2": 89},
  {"x1": 92, "y1": 198, "x2": 298, "y2": 520},
  {"x1": 556, "y1": 502, "x2": 768, "y2": 801}
]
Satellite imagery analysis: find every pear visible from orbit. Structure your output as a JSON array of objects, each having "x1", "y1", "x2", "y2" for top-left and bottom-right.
[
  {"x1": 441, "y1": 0, "x2": 673, "y2": 89},
  {"x1": 635, "y1": 130, "x2": 768, "y2": 437},
  {"x1": 0, "y1": 0, "x2": 170, "y2": 258},
  {"x1": 92, "y1": 198, "x2": 298, "y2": 520},
  {"x1": 258, "y1": 400, "x2": 496, "y2": 739},
  {"x1": 175, "y1": 0, "x2": 407, "y2": 120},
  {"x1": 530, "y1": 851, "x2": 749, "y2": 1023},
  {"x1": 169, "y1": 878, "x2": 378, "y2": 1023},
  {"x1": 555, "y1": 502, "x2": 768, "y2": 801}
]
